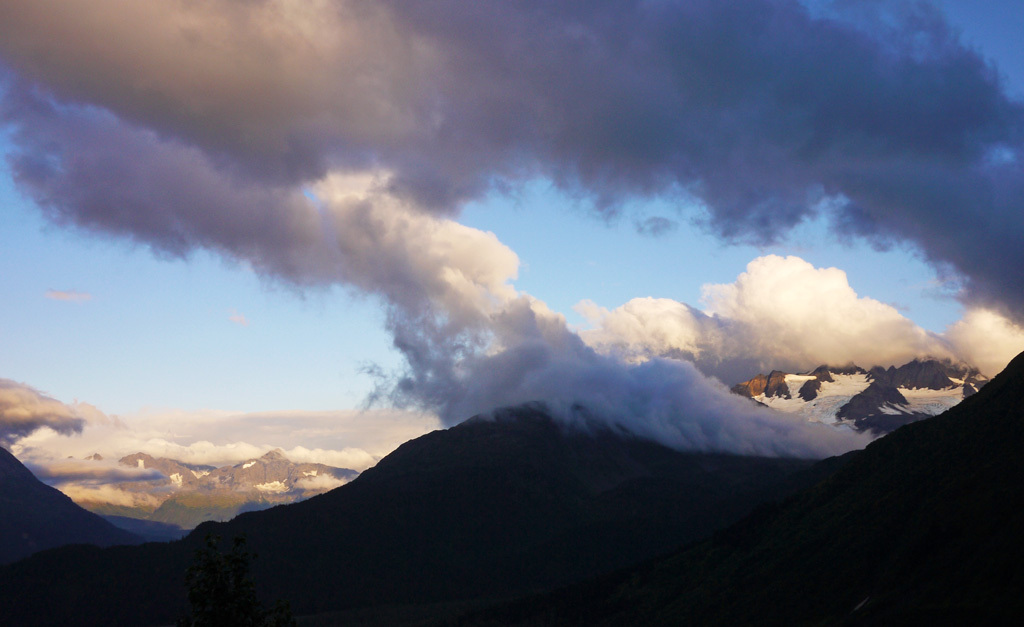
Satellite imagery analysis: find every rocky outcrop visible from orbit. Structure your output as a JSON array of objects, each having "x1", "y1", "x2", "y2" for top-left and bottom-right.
[
  {"x1": 732, "y1": 374, "x2": 768, "y2": 398},
  {"x1": 798, "y1": 378, "x2": 822, "y2": 401},
  {"x1": 732, "y1": 371, "x2": 791, "y2": 399},
  {"x1": 828, "y1": 365, "x2": 867, "y2": 376},
  {"x1": 808, "y1": 365, "x2": 836, "y2": 382},
  {"x1": 837, "y1": 381, "x2": 909, "y2": 421},
  {"x1": 869, "y1": 359, "x2": 988, "y2": 391}
]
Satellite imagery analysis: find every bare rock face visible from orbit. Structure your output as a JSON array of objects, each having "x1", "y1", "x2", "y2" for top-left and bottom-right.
[
  {"x1": 798, "y1": 378, "x2": 822, "y2": 401},
  {"x1": 732, "y1": 371, "x2": 791, "y2": 398},
  {"x1": 808, "y1": 365, "x2": 836, "y2": 382},
  {"x1": 837, "y1": 381, "x2": 911, "y2": 421},
  {"x1": 731, "y1": 373, "x2": 769, "y2": 398},
  {"x1": 763, "y1": 371, "x2": 791, "y2": 399},
  {"x1": 870, "y1": 359, "x2": 987, "y2": 391}
]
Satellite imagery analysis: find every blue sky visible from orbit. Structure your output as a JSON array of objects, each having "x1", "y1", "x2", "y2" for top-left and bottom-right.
[{"x1": 2, "y1": 1, "x2": 1024, "y2": 467}]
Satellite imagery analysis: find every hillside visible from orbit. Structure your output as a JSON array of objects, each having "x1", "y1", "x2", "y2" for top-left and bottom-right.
[
  {"x1": 466, "y1": 351, "x2": 1024, "y2": 625},
  {"x1": 0, "y1": 447, "x2": 141, "y2": 565}
]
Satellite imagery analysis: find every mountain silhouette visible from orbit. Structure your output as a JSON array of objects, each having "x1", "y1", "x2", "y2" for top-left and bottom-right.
[
  {"x1": 0, "y1": 447, "x2": 140, "y2": 565},
  {"x1": 0, "y1": 404, "x2": 832, "y2": 625},
  {"x1": 463, "y1": 350, "x2": 1024, "y2": 625}
]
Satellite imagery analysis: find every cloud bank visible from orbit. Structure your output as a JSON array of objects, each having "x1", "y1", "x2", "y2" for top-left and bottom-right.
[{"x1": 12, "y1": 406, "x2": 441, "y2": 472}]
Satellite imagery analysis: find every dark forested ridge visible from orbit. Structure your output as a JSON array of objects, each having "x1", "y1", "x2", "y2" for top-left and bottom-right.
[
  {"x1": 0, "y1": 405, "x2": 830, "y2": 626},
  {"x1": 0, "y1": 446, "x2": 141, "y2": 565},
  {"x1": 458, "y1": 351, "x2": 1024, "y2": 626}
]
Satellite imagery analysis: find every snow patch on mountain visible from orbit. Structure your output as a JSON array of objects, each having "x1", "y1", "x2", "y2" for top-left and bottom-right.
[
  {"x1": 754, "y1": 374, "x2": 870, "y2": 425},
  {"x1": 733, "y1": 358, "x2": 987, "y2": 433},
  {"x1": 883, "y1": 386, "x2": 964, "y2": 416},
  {"x1": 255, "y1": 481, "x2": 287, "y2": 493}
]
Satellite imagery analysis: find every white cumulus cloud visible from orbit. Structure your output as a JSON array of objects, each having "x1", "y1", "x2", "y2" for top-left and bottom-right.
[{"x1": 577, "y1": 255, "x2": 1019, "y2": 382}]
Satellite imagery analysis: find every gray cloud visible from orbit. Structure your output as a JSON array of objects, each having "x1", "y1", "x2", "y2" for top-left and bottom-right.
[
  {"x1": 0, "y1": 1, "x2": 1021, "y2": 317},
  {"x1": 0, "y1": 379, "x2": 85, "y2": 446},
  {"x1": 634, "y1": 216, "x2": 678, "y2": 237}
]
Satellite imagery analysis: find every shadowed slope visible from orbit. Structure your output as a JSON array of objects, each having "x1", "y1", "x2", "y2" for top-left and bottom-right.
[
  {"x1": 465, "y1": 351, "x2": 1024, "y2": 626},
  {"x1": 0, "y1": 447, "x2": 141, "y2": 565}
]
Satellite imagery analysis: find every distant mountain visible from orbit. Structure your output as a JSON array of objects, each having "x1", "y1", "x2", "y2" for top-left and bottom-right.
[
  {"x1": 99, "y1": 515, "x2": 188, "y2": 543},
  {"x1": 0, "y1": 447, "x2": 141, "y2": 565},
  {"x1": 467, "y1": 351, "x2": 1024, "y2": 625},
  {"x1": 732, "y1": 358, "x2": 988, "y2": 432},
  {"x1": 79, "y1": 449, "x2": 359, "y2": 529},
  {"x1": 0, "y1": 404, "x2": 841, "y2": 625}
]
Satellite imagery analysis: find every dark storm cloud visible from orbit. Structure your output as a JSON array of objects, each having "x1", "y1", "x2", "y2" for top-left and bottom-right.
[
  {"x1": 0, "y1": 0, "x2": 1020, "y2": 317},
  {"x1": 384, "y1": 0, "x2": 1024, "y2": 312}
]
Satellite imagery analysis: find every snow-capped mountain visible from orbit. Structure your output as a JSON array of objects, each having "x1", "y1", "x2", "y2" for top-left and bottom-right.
[
  {"x1": 79, "y1": 449, "x2": 358, "y2": 530},
  {"x1": 119, "y1": 449, "x2": 356, "y2": 496},
  {"x1": 732, "y1": 358, "x2": 988, "y2": 433}
]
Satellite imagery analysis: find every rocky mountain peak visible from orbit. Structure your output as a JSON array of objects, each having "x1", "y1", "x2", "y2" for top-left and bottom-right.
[
  {"x1": 732, "y1": 357, "x2": 987, "y2": 434},
  {"x1": 730, "y1": 371, "x2": 792, "y2": 398},
  {"x1": 118, "y1": 452, "x2": 157, "y2": 469},
  {"x1": 84, "y1": 449, "x2": 360, "y2": 530},
  {"x1": 260, "y1": 449, "x2": 288, "y2": 462},
  {"x1": 807, "y1": 365, "x2": 835, "y2": 382}
]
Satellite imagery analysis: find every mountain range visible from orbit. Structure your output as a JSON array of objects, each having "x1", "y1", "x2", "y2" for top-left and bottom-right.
[
  {"x1": 79, "y1": 449, "x2": 358, "y2": 532},
  {"x1": 0, "y1": 446, "x2": 140, "y2": 565},
  {"x1": 732, "y1": 357, "x2": 988, "y2": 432},
  {"x1": 0, "y1": 404, "x2": 835, "y2": 625}
]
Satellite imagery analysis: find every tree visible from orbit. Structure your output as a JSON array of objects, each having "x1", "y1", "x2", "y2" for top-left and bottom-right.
[{"x1": 178, "y1": 534, "x2": 296, "y2": 627}]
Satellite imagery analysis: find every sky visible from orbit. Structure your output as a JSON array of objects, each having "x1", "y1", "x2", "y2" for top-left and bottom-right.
[{"x1": 2, "y1": 1, "x2": 1024, "y2": 485}]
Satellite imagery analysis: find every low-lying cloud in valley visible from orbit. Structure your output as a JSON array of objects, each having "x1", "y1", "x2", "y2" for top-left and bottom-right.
[{"x1": 2, "y1": 1, "x2": 1024, "y2": 462}]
